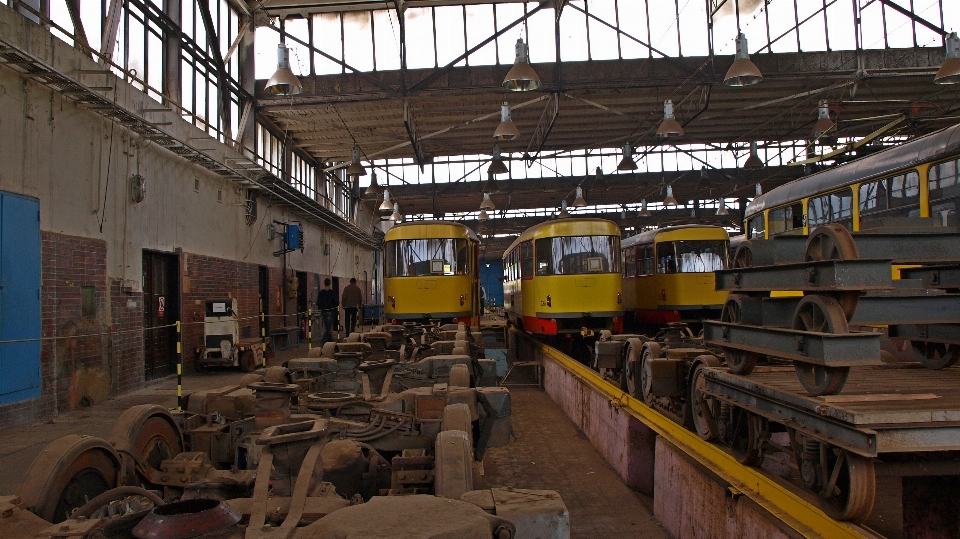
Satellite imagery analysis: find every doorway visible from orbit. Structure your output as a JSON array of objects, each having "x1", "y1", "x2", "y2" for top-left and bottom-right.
[{"x1": 142, "y1": 250, "x2": 180, "y2": 380}]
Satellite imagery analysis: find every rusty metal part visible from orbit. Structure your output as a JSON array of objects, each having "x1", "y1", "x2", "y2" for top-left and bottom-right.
[
  {"x1": 0, "y1": 496, "x2": 52, "y2": 539},
  {"x1": 18, "y1": 435, "x2": 122, "y2": 523},
  {"x1": 247, "y1": 441, "x2": 326, "y2": 539},
  {"x1": 249, "y1": 382, "x2": 299, "y2": 431},
  {"x1": 71, "y1": 486, "x2": 164, "y2": 518},
  {"x1": 108, "y1": 404, "x2": 184, "y2": 487},
  {"x1": 264, "y1": 366, "x2": 293, "y2": 384},
  {"x1": 132, "y1": 498, "x2": 241, "y2": 539}
]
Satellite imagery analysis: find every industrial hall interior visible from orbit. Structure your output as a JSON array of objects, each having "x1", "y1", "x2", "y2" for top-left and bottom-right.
[{"x1": 3, "y1": 0, "x2": 960, "y2": 538}]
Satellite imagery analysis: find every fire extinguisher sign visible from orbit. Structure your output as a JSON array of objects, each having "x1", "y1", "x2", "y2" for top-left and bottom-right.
[{"x1": 158, "y1": 296, "x2": 166, "y2": 318}]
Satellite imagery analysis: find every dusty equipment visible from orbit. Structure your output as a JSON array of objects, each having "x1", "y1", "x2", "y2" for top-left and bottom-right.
[{"x1": 195, "y1": 299, "x2": 265, "y2": 372}]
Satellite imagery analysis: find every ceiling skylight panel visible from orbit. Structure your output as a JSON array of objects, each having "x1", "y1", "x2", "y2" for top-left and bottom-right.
[
  {"x1": 586, "y1": 0, "x2": 620, "y2": 60},
  {"x1": 648, "y1": 0, "x2": 680, "y2": 57},
  {"x1": 373, "y1": 10, "x2": 401, "y2": 71},
  {"x1": 677, "y1": 0, "x2": 709, "y2": 56},
  {"x1": 560, "y1": 1, "x2": 590, "y2": 61},
  {"x1": 527, "y1": 3, "x2": 557, "y2": 63},
  {"x1": 313, "y1": 13, "x2": 343, "y2": 75},
  {"x1": 466, "y1": 5, "x2": 498, "y2": 66},
  {"x1": 496, "y1": 3, "x2": 526, "y2": 64},
  {"x1": 404, "y1": 8, "x2": 435, "y2": 68},
  {"x1": 343, "y1": 11, "x2": 374, "y2": 71},
  {"x1": 435, "y1": 6, "x2": 467, "y2": 66}
]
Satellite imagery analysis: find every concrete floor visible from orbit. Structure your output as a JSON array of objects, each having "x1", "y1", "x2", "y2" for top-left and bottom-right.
[{"x1": 0, "y1": 341, "x2": 669, "y2": 539}]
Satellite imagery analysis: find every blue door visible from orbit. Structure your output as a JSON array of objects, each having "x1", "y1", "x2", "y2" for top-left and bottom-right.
[{"x1": 0, "y1": 193, "x2": 41, "y2": 405}]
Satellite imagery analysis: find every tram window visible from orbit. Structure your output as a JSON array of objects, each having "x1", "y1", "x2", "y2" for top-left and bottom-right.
[
  {"x1": 386, "y1": 239, "x2": 470, "y2": 277},
  {"x1": 747, "y1": 215, "x2": 764, "y2": 239},
  {"x1": 534, "y1": 236, "x2": 621, "y2": 275},
  {"x1": 808, "y1": 188, "x2": 852, "y2": 230},
  {"x1": 623, "y1": 247, "x2": 637, "y2": 277},
  {"x1": 657, "y1": 241, "x2": 727, "y2": 274},
  {"x1": 768, "y1": 203, "x2": 804, "y2": 235},
  {"x1": 859, "y1": 171, "x2": 920, "y2": 223},
  {"x1": 930, "y1": 159, "x2": 960, "y2": 226},
  {"x1": 520, "y1": 241, "x2": 533, "y2": 279},
  {"x1": 639, "y1": 246, "x2": 655, "y2": 276}
]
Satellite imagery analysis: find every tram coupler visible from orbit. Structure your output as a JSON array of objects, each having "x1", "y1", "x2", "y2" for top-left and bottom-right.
[{"x1": 580, "y1": 327, "x2": 595, "y2": 338}]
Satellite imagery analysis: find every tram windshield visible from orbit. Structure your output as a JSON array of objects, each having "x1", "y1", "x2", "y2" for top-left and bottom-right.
[
  {"x1": 656, "y1": 240, "x2": 728, "y2": 274},
  {"x1": 385, "y1": 239, "x2": 470, "y2": 277},
  {"x1": 535, "y1": 236, "x2": 620, "y2": 275}
]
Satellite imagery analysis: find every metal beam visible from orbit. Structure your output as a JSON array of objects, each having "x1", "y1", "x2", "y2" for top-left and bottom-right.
[
  {"x1": 100, "y1": 0, "x2": 123, "y2": 65},
  {"x1": 875, "y1": 0, "x2": 946, "y2": 37},
  {"x1": 63, "y1": 0, "x2": 89, "y2": 52},
  {"x1": 198, "y1": 0, "x2": 232, "y2": 141},
  {"x1": 524, "y1": 93, "x2": 560, "y2": 166}
]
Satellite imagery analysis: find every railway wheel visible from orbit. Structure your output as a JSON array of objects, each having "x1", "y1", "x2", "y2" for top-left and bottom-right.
[
  {"x1": 819, "y1": 447, "x2": 876, "y2": 523},
  {"x1": 792, "y1": 295, "x2": 851, "y2": 396},
  {"x1": 732, "y1": 242, "x2": 753, "y2": 268},
  {"x1": 107, "y1": 405, "x2": 183, "y2": 486},
  {"x1": 911, "y1": 341, "x2": 960, "y2": 370},
  {"x1": 622, "y1": 339, "x2": 648, "y2": 399},
  {"x1": 689, "y1": 362, "x2": 719, "y2": 441},
  {"x1": 18, "y1": 435, "x2": 121, "y2": 523},
  {"x1": 720, "y1": 295, "x2": 759, "y2": 375},
  {"x1": 727, "y1": 407, "x2": 765, "y2": 466},
  {"x1": 239, "y1": 350, "x2": 257, "y2": 373},
  {"x1": 638, "y1": 342, "x2": 661, "y2": 405},
  {"x1": 804, "y1": 224, "x2": 860, "y2": 320}
]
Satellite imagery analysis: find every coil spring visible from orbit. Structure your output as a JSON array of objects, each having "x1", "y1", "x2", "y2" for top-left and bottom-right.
[
  {"x1": 802, "y1": 438, "x2": 819, "y2": 462},
  {"x1": 719, "y1": 402, "x2": 731, "y2": 423}
]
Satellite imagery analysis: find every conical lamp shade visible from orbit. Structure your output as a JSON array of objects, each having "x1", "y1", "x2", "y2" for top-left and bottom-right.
[
  {"x1": 638, "y1": 199, "x2": 652, "y2": 218},
  {"x1": 656, "y1": 100, "x2": 683, "y2": 137},
  {"x1": 391, "y1": 203, "x2": 401, "y2": 222},
  {"x1": 479, "y1": 209, "x2": 490, "y2": 221},
  {"x1": 812, "y1": 100, "x2": 833, "y2": 136},
  {"x1": 346, "y1": 146, "x2": 367, "y2": 177},
  {"x1": 724, "y1": 34, "x2": 762, "y2": 87},
  {"x1": 494, "y1": 102, "x2": 520, "y2": 140},
  {"x1": 716, "y1": 202, "x2": 729, "y2": 216},
  {"x1": 364, "y1": 171, "x2": 382, "y2": 196},
  {"x1": 503, "y1": 38, "x2": 541, "y2": 92},
  {"x1": 265, "y1": 44, "x2": 303, "y2": 96},
  {"x1": 378, "y1": 188, "x2": 393, "y2": 213},
  {"x1": 935, "y1": 32, "x2": 960, "y2": 84},
  {"x1": 572, "y1": 186, "x2": 586, "y2": 207},
  {"x1": 744, "y1": 141, "x2": 763, "y2": 168},
  {"x1": 618, "y1": 143, "x2": 637, "y2": 171},
  {"x1": 663, "y1": 185, "x2": 678, "y2": 206},
  {"x1": 480, "y1": 193, "x2": 496, "y2": 210}
]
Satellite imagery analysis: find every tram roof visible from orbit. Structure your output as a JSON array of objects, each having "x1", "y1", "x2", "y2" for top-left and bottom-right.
[
  {"x1": 503, "y1": 218, "x2": 620, "y2": 256},
  {"x1": 384, "y1": 220, "x2": 479, "y2": 242},
  {"x1": 746, "y1": 122, "x2": 960, "y2": 218},
  {"x1": 622, "y1": 224, "x2": 729, "y2": 248}
]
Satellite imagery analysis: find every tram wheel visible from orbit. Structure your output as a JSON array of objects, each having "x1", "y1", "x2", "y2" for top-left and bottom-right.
[
  {"x1": 820, "y1": 448, "x2": 876, "y2": 523},
  {"x1": 911, "y1": 341, "x2": 960, "y2": 370},
  {"x1": 720, "y1": 295, "x2": 758, "y2": 375},
  {"x1": 107, "y1": 405, "x2": 183, "y2": 487},
  {"x1": 792, "y1": 294, "x2": 851, "y2": 395},
  {"x1": 804, "y1": 224, "x2": 860, "y2": 320},
  {"x1": 728, "y1": 408, "x2": 765, "y2": 466},
  {"x1": 18, "y1": 435, "x2": 121, "y2": 523},
  {"x1": 689, "y1": 363, "x2": 719, "y2": 441},
  {"x1": 638, "y1": 342, "x2": 661, "y2": 405}
]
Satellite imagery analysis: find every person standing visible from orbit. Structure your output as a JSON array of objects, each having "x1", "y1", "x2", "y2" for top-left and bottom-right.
[
  {"x1": 316, "y1": 278, "x2": 339, "y2": 345},
  {"x1": 341, "y1": 277, "x2": 363, "y2": 335}
]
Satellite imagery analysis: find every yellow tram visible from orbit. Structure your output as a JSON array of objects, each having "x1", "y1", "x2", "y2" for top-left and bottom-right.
[
  {"x1": 503, "y1": 218, "x2": 623, "y2": 335},
  {"x1": 383, "y1": 221, "x2": 480, "y2": 324},
  {"x1": 743, "y1": 122, "x2": 960, "y2": 240},
  {"x1": 621, "y1": 225, "x2": 730, "y2": 326}
]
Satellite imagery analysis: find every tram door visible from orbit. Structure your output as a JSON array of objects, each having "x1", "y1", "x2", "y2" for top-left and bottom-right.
[{"x1": 142, "y1": 250, "x2": 179, "y2": 380}]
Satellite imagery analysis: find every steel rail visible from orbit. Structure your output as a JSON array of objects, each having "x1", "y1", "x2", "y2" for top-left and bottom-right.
[{"x1": 515, "y1": 328, "x2": 870, "y2": 539}]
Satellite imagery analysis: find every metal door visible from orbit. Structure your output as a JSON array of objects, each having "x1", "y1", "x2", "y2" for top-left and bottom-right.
[
  {"x1": 142, "y1": 250, "x2": 179, "y2": 380},
  {"x1": 0, "y1": 193, "x2": 40, "y2": 405}
]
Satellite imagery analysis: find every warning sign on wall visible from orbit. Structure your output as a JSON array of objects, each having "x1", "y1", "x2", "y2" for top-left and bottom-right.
[{"x1": 158, "y1": 296, "x2": 166, "y2": 318}]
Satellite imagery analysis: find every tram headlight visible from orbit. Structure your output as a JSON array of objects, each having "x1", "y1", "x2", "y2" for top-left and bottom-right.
[
  {"x1": 389, "y1": 296, "x2": 395, "y2": 308},
  {"x1": 617, "y1": 292, "x2": 622, "y2": 304},
  {"x1": 546, "y1": 295, "x2": 551, "y2": 307},
  {"x1": 460, "y1": 294, "x2": 465, "y2": 306}
]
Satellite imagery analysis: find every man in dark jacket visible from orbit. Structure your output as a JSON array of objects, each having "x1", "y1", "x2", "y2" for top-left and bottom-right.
[
  {"x1": 316, "y1": 278, "x2": 339, "y2": 345},
  {"x1": 341, "y1": 277, "x2": 363, "y2": 335}
]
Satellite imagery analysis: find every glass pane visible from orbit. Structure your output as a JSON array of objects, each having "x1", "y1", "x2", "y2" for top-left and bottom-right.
[
  {"x1": 647, "y1": 0, "x2": 679, "y2": 57},
  {"x1": 466, "y1": 5, "x2": 497, "y2": 66},
  {"x1": 624, "y1": 246, "x2": 636, "y2": 277},
  {"x1": 617, "y1": 0, "x2": 648, "y2": 58},
  {"x1": 670, "y1": 240, "x2": 728, "y2": 273},
  {"x1": 587, "y1": 0, "x2": 620, "y2": 61},
  {"x1": 405, "y1": 7, "x2": 436, "y2": 68},
  {"x1": 527, "y1": 3, "x2": 557, "y2": 63},
  {"x1": 560, "y1": 1, "x2": 589, "y2": 61},
  {"x1": 255, "y1": 27, "x2": 281, "y2": 79},
  {"x1": 890, "y1": 172, "x2": 920, "y2": 207},
  {"x1": 825, "y1": 0, "x2": 856, "y2": 50},
  {"x1": 797, "y1": 0, "x2": 827, "y2": 52},
  {"x1": 496, "y1": 3, "x2": 526, "y2": 64},
  {"x1": 535, "y1": 235, "x2": 620, "y2": 275},
  {"x1": 386, "y1": 239, "x2": 468, "y2": 276},
  {"x1": 343, "y1": 11, "x2": 374, "y2": 71},
  {"x1": 767, "y1": 0, "x2": 798, "y2": 52},
  {"x1": 314, "y1": 13, "x2": 343, "y2": 75}
]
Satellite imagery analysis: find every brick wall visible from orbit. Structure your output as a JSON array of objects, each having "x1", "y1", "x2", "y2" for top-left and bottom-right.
[{"x1": 181, "y1": 253, "x2": 260, "y2": 369}]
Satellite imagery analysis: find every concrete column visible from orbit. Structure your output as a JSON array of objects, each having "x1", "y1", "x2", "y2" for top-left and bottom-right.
[
  {"x1": 238, "y1": 19, "x2": 256, "y2": 159},
  {"x1": 164, "y1": 0, "x2": 182, "y2": 106}
]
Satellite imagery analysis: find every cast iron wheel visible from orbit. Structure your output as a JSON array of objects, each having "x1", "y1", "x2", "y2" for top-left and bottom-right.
[
  {"x1": 690, "y1": 362, "x2": 719, "y2": 441},
  {"x1": 18, "y1": 435, "x2": 121, "y2": 523},
  {"x1": 817, "y1": 447, "x2": 877, "y2": 523},
  {"x1": 239, "y1": 350, "x2": 257, "y2": 373},
  {"x1": 804, "y1": 224, "x2": 861, "y2": 320},
  {"x1": 720, "y1": 295, "x2": 759, "y2": 375},
  {"x1": 792, "y1": 295, "x2": 851, "y2": 396},
  {"x1": 732, "y1": 243, "x2": 753, "y2": 269},
  {"x1": 727, "y1": 407, "x2": 764, "y2": 466},
  {"x1": 621, "y1": 339, "x2": 646, "y2": 398},
  {"x1": 108, "y1": 405, "x2": 183, "y2": 485},
  {"x1": 911, "y1": 341, "x2": 960, "y2": 370},
  {"x1": 638, "y1": 342, "x2": 661, "y2": 405}
]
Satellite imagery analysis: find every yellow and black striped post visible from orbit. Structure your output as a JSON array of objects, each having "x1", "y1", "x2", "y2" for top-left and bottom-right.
[
  {"x1": 176, "y1": 320, "x2": 183, "y2": 411},
  {"x1": 307, "y1": 308, "x2": 313, "y2": 350},
  {"x1": 337, "y1": 308, "x2": 341, "y2": 342},
  {"x1": 260, "y1": 298, "x2": 267, "y2": 367}
]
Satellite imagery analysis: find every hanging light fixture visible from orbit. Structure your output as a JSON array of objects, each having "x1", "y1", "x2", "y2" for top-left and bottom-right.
[
  {"x1": 724, "y1": 33, "x2": 763, "y2": 87},
  {"x1": 935, "y1": 32, "x2": 960, "y2": 84},
  {"x1": 503, "y1": 37, "x2": 541, "y2": 92},
  {"x1": 378, "y1": 188, "x2": 394, "y2": 213},
  {"x1": 265, "y1": 42, "x2": 303, "y2": 96},
  {"x1": 663, "y1": 185, "x2": 678, "y2": 206},
  {"x1": 617, "y1": 143, "x2": 638, "y2": 171},
  {"x1": 480, "y1": 192, "x2": 496, "y2": 211},
  {"x1": 697, "y1": 167, "x2": 712, "y2": 191},
  {"x1": 487, "y1": 144, "x2": 508, "y2": 175},
  {"x1": 494, "y1": 102, "x2": 520, "y2": 140},
  {"x1": 716, "y1": 200, "x2": 730, "y2": 216},
  {"x1": 656, "y1": 100, "x2": 684, "y2": 138},
  {"x1": 558, "y1": 201, "x2": 570, "y2": 219},
  {"x1": 743, "y1": 141, "x2": 764, "y2": 169},
  {"x1": 483, "y1": 172, "x2": 499, "y2": 194},
  {"x1": 755, "y1": 183, "x2": 763, "y2": 197},
  {"x1": 346, "y1": 145, "x2": 367, "y2": 177},
  {"x1": 592, "y1": 166, "x2": 607, "y2": 190},
  {"x1": 364, "y1": 170, "x2": 382, "y2": 196},
  {"x1": 391, "y1": 203, "x2": 402, "y2": 222},
  {"x1": 479, "y1": 209, "x2": 490, "y2": 221},
  {"x1": 620, "y1": 206, "x2": 627, "y2": 220},
  {"x1": 812, "y1": 100, "x2": 833, "y2": 136},
  {"x1": 573, "y1": 186, "x2": 587, "y2": 207},
  {"x1": 638, "y1": 199, "x2": 652, "y2": 218}
]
